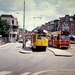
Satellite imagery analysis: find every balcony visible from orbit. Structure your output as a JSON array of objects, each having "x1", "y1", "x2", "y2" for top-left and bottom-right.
[{"x1": 10, "y1": 31, "x2": 18, "y2": 34}]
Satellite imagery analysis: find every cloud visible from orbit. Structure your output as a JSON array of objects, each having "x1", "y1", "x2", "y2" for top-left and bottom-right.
[
  {"x1": 0, "y1": 0, "x2": 36, "y2": 12},
  {"x1": 0, "y1": 0, "x2": 75, "y2": 31},
  {"x1": 25, "y1": 0, "x2": 36, "y2": 11},
  {"x1": 0, "y1": 0, "x2": 18, "y2": 12},
  {"x1": 55, "y1": 0, "x2": 75, "y2": 16}
]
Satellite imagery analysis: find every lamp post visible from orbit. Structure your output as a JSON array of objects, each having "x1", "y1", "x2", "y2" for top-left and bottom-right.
[{"x1": 22, "y1": 0, "x2": 25, "y2": 48}]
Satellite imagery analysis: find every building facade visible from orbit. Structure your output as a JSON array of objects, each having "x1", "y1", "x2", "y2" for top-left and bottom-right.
[
  {"x1": 58, "y1": 15, "x2": 75, "y2": 37},
  {"x1": 1, "y1": 14, "x2": 19, "y2": 42},
  {"x1": 40, "y1": 15, "x2": 75, "y2": 38}
]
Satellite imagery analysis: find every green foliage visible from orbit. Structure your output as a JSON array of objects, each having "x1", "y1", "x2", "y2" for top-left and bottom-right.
[
  {"x1": 0, "y1": 17, "x2": 9, "y2": 37},
  {"x1": 19, "y1": 27, "x2": 28, "y2": 32},
  {"x1": 19, "y1": 28, "x2": 23, "y2": 31}
]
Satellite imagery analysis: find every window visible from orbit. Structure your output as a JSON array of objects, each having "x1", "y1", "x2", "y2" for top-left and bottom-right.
[
  {"x1": 65, "y1": 23, "x2": 68, "y2": 26},
  {"x1": 47, "y1": 26, "x2": 50, "y2": 30},
  {"x1": 12, "y1": 20, "x2": 14, "y2": 24},
  {"x1": 65, "y1": 16, "x2": 69, "y2": 21},
  {"x1": 37, "y1": 35, "x2": 46, "y2": 39},
  {"x1": 71, "y1": 23, "x2": 74, "y2": 28},
  {"x1": 65, "y1": 23, "x2": 69, "y2": 30},
  {"x1": 60, "y1": 35, "x2": 69, "y2": 40},
  {"x1": 71, "y1": 30, "x2": 74, "y2": 35},
  {"x1": 70, "y1": 18, "x2": 73, "y2": 21},
  {"x1": 7, "y1": 19, "x2": 10, "y2": 24}
]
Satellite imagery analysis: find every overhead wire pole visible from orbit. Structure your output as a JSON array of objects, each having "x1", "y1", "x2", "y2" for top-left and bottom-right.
[
  {"x1": 33, "y1": 17, "x2": 35, "y2": 29},
  {"x1": 22, "y1": 0, "x2": 25, "y2": 49}
]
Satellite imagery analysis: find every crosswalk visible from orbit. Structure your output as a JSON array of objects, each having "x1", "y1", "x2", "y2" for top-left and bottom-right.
[
  {"x1": 21, "y1": 72, "x2": 31, "y2": 75},
  {"x1": 0, "y1": 71, "x2": 44, "y2": 75},
  {"x1": 0, "y1": 71, "x2": 31, "y2": 75},
  {"x1": 0, "y1": 70, "x2": 52, "y2": 75},
  {"x1": 0, "y1": 71, "x2": 12, "y2": 75},
  {"x1": 0, "y1": 69, "x2": 75, "y2": 75}
]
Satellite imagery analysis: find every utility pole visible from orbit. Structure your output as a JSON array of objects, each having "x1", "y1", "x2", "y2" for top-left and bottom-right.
[
  {"x1": 22, "y1": 0, "x2": 25, "y2": 48},
  {"x1": 10, "y1": 25, "x2": 13, "y2": 43}
]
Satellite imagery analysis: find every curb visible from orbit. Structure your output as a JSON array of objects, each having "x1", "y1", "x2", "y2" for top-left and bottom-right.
[
  {"x1": 47, "y1": 47, "x2": 73, "y2": 57},
  {"x1": 19, "y1": 43, "x2": 32, "y2": 54},
  {"x1": 19, "y1": 50, "x2": 32, "y2": 54},
  {"x1": 0, "y1": 43, "x2": 9, "y2": 48}
]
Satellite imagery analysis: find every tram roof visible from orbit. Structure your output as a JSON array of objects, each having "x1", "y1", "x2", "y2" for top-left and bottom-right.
[{"x1": 49, "y1": 31, "x2": 69, "y2": 35}]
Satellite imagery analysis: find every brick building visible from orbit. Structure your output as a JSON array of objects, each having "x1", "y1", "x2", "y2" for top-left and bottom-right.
[
  {"x1": 58, "y1": 15, "x2": 75, "y2": 39},
  {"x1": 40, "y1": 15, "x2": 75, "y2": 39}
]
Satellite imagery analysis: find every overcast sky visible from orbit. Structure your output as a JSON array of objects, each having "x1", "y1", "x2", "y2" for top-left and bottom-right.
[{"x1": 0, "y1": 0, "x2": 75, "y2": 31}]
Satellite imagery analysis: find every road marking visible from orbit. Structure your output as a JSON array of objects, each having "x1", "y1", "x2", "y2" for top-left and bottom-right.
[
  {"x1": 0, "y1": 71, "x2": 12, "y2": 75},
  {"x1": 59, "y1": 69, "x2": 75, "y2": 71},
  {"x1": 21, "y1": 72, "x2": 31, "y2": 75},
  {"x1": 31, "y1": 70, "x2": 53, "y2": 75}
]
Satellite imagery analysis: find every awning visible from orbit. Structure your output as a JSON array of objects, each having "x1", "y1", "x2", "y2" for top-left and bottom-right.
[
  {"x1": 72, "y1": 35, "x2": 75, "y2": 38},
  {"x1": 69, "y1": 35, "x2": 75, "y2": 38}
]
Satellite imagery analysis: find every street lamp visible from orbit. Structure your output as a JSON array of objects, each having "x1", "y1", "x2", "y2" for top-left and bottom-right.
[{"x1": 22, "y1": 0, "x2": 25, "y2": 48}]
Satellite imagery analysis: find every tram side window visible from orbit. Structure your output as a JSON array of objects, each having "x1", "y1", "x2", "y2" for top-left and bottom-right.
[
  {"x1": 54, "y1": 36, "x2": 57, "y2": 41},
  {"x1": 48, "y1": 36, "x2": 51, "y2": 40},
  {"x1": 51, "y1": 35, "x2": 53, "y2": 39},
  {"x1": 57, "y1": 34, "x2": 60, "y2": 40}
]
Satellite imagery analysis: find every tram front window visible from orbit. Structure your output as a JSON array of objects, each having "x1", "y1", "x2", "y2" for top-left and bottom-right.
[
  {"x1": 37, "y1": 35, "x2": 46, "y2": 39},
  {"x1": 60, "y1": 35, "x2": 69, "y2": 40}
]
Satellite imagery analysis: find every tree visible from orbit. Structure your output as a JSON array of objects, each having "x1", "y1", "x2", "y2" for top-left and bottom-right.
[
  {"x1": 19, "y1": 27, "x2": 28, "y2": 32},
  {"x1": 19, "y1": 28, "x2": 23, "y2": 31},
  {"x1": 0, "y1": 17, "x2": 9, "y2": 37}
]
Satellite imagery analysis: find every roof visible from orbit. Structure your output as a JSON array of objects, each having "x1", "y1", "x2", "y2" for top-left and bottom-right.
[{"x1": 1, "y1": 14, "x2": 14, "y2": 18}]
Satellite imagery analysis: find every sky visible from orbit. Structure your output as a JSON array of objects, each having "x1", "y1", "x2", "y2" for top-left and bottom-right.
[{"x1": 0, "y1": 0, "x2": 75, "y2": 31}]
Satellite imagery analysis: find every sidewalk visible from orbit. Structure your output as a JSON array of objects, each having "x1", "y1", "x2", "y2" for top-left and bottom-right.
[
  {"x1": 19, "y1": 46, "x2": 32, "y2": 54},
  {"x1": 47, "y1": 47, "x2": 73, "y2": 57},
  {"x1": 0, "y1": 43, "x2": 9, "y2": 48},
  {"x1": 1, "y1": 40, "x2": 72, "y2": 57},
  {"x1": 19, "y1": 41, "x2": 32, "y2": 54},
  {"x1": 20, "y1": 40, "x2": 73, "y2": 57}
]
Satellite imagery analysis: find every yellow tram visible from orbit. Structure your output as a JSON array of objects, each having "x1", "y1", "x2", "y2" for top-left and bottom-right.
[{"x1": 31, "y1": 29, "x2": 48, "y2": 51}]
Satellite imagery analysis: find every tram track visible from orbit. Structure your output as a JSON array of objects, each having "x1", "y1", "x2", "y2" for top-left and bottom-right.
[
  {"x1": 11, "y1": 53, "x2": 48, "y2": 75},
  {"x1": 0, "y1": 53, "x2": 35, "y2": 71},
  {"x1": 0, "y1": 43, "x2": 35, "y2": 72},
  {"x1": 49, "y1": 57, "x2": 75, "y2": 75}
]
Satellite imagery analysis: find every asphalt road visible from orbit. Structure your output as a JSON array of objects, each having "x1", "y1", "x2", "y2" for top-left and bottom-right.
[{"x1": 0, "y1": 42, "x2": 75, "y2": 75}]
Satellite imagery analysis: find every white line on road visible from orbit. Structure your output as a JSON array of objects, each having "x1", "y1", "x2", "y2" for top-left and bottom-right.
[
  {"x1": 21, "y1": 72, "x2": 31, "y2": 75},
  {"x1": 31, "y1": 70, "x2": 53, "y2": 75},
  {"x1": 0, "y1": 71, "x2": 12, "y2": 75}
]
